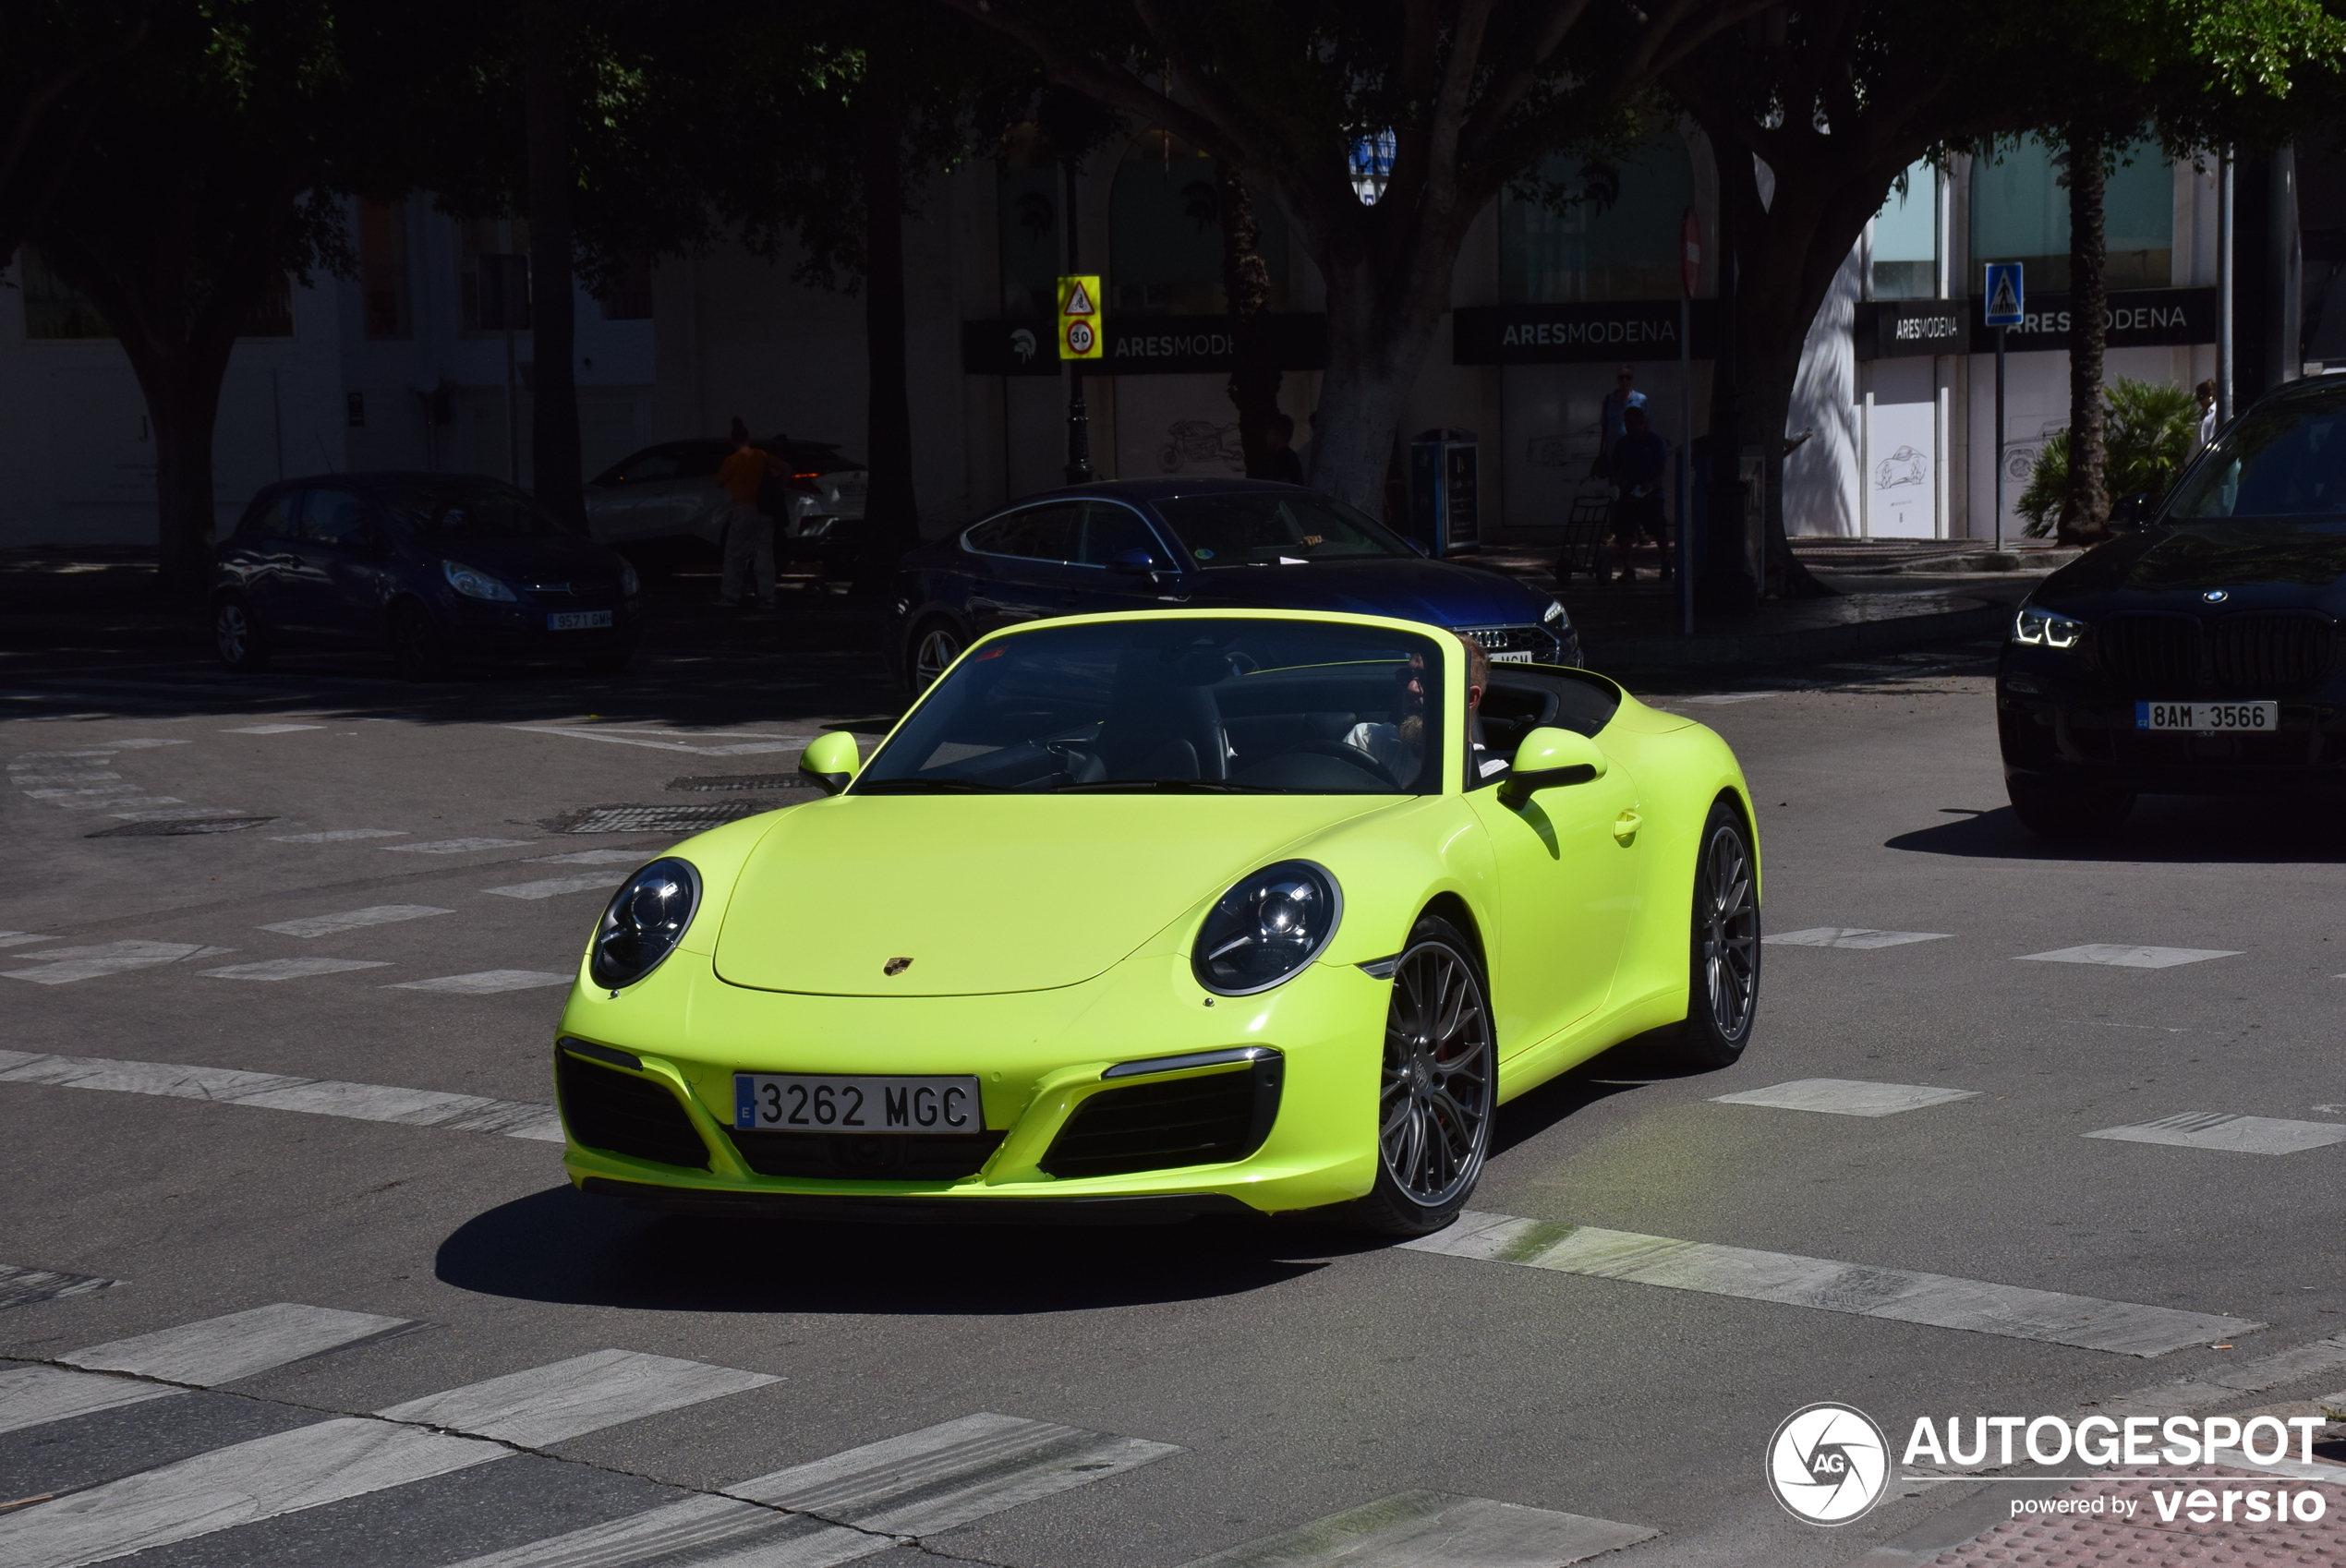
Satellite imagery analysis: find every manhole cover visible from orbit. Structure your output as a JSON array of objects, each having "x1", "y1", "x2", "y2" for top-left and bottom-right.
[
  {"x1": 667, "y1": 774, "x2": 813, "y2": 792},
  {"x1": 89, "y1": 815, "x2": 277, "y2": 838},
  {"x1": 544, "y1": 802, "x2": 776, "y2": 835}
]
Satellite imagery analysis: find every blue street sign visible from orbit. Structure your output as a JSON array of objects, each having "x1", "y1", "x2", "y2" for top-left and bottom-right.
[{"x1": 1984, "y1": 263, "x2": 2025, "y2": 327}]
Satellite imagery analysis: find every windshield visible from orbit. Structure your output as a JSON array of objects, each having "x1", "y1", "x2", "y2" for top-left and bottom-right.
[
  {"x1": 1153, "y1": 492, "x2": 1410, "y2": 566},
  {"x1": 378, "y1": 482, "x2": 579, "y2": 538},
  {"x1": 857, "y1": 619, "x2": 1447, "y2": 795},
  {"x1": 2169, "y1": 384, "x2": 2346, "y2": 519}
]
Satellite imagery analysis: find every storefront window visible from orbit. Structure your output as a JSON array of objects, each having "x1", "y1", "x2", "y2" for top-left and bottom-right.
[
  {"x1": 1970, "y1": 136, "x2": 2172, "y2": 294},
  {"x1": 1500, "y1": 135, "x2": 1695, "y2": 303},
  {"x1": 1109, "y1": 130, "x2": 1288, "y2": 316},
  {"x1": 1870, "y1": 161, "x2": 1938, "y2": 299}
]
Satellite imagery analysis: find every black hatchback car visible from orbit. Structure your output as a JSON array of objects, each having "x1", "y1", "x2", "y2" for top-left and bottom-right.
[
  {"x1": 1999, "y1": 376, "x2": 2346, "y2": 835},
  {"x1": 212, "y1": 474, "x2": 646, "y2": 679},
  {"x1": 886, "y1": 478, "x2": 1577, "y2": 689}
]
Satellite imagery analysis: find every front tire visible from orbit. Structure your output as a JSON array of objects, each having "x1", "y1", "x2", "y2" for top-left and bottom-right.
[
  {"x1": 1672, "y1": 800, "x2": 1760, "y2": 1068},
  {"x1": 2006, "y1": 773, "x2": 2134, "y2": 838},
  {"x1": 213, "y1": 596, "x2": 272, "y2": 672},
  {"x1": 389, "y1": 602, "x2": 450, "y2": 682},
  {"x1": 1350, "y1": 915, "x2": 1494, "y2": 1236}
]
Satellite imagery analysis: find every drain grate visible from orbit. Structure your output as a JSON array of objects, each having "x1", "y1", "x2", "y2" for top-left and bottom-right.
[
  {"x1": 543, "y1": 802, "x2": 777, "y2": 835},
  {"x1": 89, "y1": 815, "x2": 277, "y2": 838},
  {"x1": 666, "y1": 773, "x2": 813, "y2": 792}
]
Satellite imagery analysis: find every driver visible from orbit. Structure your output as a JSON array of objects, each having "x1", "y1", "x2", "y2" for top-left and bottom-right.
[{"x1": 1343, "y1": 641, "x2": 1490, "y2": 786}]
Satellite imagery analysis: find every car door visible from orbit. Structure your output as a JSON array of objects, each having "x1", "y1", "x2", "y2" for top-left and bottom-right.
[
  {"x1": 279, "y1": 487, "x2": 394, "y2": 641},
  {"x1": 1064, "y1": 501, "x2": 1180, "y2": 614},
  {"x1": 226, "y1": 488, "x2": 308, "y2": 633},
  {"x1": 584, "y1": 448, "x2": 681, "y2": 543},
  {"x1": 961, "y1": 503, "x2": 1083, "y2": 633},
  {"x1": 1466, "y1": 737, "x2": 1646, "y2": 1057}
]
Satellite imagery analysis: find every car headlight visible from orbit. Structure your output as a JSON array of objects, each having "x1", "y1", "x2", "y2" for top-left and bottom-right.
[
  {"x1": 1192, "y1": 860, "x2": 1342, "y2": 995},
  {"x1": 589, "y1": 858, "x2": 700, "y2": 990},
  {"x1": 2012, "y1": 602, "x2": 2087, "y2": 649},
  {"x1": 619, "y1": 558, "x2": 641, "y2": 597},
  {"x1": 1543, "y1": 597, "x2": 1569, "y2": 629},
  {"x1": 444, "y1": 560, "x2": 516, "y2": 601}
]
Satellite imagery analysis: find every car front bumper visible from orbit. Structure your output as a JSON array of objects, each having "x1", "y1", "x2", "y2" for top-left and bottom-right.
[
  {"x1": 445, "y1": 597, "x2": 645, "y2": 656},
  {"x1": 1997, "y1": 645, "x2": 2346, "y2": 795},
  {"x1": 551, "y1": 949, "x2": 1392, "y2": 1219}
]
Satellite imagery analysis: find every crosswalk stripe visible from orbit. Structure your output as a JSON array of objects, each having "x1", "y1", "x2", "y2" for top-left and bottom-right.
[
  {"x1": 267, "y1": 828, "x2": 412, "y2": 842},
  {"x1": 1175, "y1": 1490, "x2": 1656, "y2": 1568},
  {"x1": 2086, "y1": 1112, "x2": 2346, "y2": 1155},
  {"x1": 438, "y1": 1412, "x2": 1180, "y2": 1568},
  {"x1": 0, "y1": 1304, "x2": 413, "y2": 1438},
  {"x1": 1765, "y1": 927, "x2": 1951, "y2": 949},
  {"x1": 1404, "y1": 1212, "x2": 2260, "y2": 1357},
  {"x1": 387, "y1": 971, "x2": 574, "y2": 995},
  {"x1": 0, "y1": 1351, "x2": 777, "y2": 1568},
  {"x1": 0, "y1": 1049, "x2": 562, "y2": 1141},
  {"x1": 1709, "y1": 1079, "x2": 1980, "y2": 1116},
  {"x1": 0, "y1": 1263, "x2": 118, "y2": 1311},
  {"x1": 382, "y1": 838, "x2": 533, "y2": 854},
  {"x1": 483, "y1": 875, "x2": 623, "y2": 900},
  {"x1": 258, "y1": 905, "x2": 453, "y2": 937},
  {"x1": 2016, "y1": 944, "x2": 2240, "y2": 968},
  {"x1": 3, "y1": 943, "x2": 234, "y2": 983}
]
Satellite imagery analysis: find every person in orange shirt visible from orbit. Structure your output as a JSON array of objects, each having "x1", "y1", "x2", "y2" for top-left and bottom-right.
[{"x1": 716, "y1": 424, "x2": 782, "y2": 609}]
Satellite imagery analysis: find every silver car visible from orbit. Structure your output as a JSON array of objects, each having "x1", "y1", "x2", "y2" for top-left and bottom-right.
[{"x1": 584, "y1": 439, "x2": 867, "y2": 569}]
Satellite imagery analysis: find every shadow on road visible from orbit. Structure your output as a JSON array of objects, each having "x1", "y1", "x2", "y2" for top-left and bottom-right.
[
  {"x1": 435, "y1": 1184, "x2": 1373, "y2": 1314},
  {"x1": 1489, "y1": 1031, "x2": 1723, "y2": 1160},
  {"x1": 1887, "y1": 799, "x2": 2346, "y2": 863}
]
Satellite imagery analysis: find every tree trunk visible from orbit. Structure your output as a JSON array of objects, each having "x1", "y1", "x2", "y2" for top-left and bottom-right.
[
  {"x1": 853, "y1": 42, "x2": 917, "y2": 594},
  {"x1": 1306, "y1": 247, "x2": 1451, "y2": 519},
  {"x1": 129, "y1": 340, "x2": 235, "y2": 599},
  {"x1": 1217, "y1": 161, "x2": 1282, "y2": 477},
  {"x1": 525, "y1": 0, "x2": 583, "y2": 526},
  {"x1": 2060, "y1": 124, "x2": 2110, "y2": 545}
]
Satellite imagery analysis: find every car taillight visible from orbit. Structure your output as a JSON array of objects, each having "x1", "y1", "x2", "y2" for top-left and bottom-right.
[{"x1": 789, "y1": 471, "x2": 822, "y2": 495}]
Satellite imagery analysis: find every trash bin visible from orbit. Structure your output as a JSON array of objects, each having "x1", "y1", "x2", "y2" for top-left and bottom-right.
[{"x1": 1409, "y1": 428, "x2": 1481, "y2": 557}]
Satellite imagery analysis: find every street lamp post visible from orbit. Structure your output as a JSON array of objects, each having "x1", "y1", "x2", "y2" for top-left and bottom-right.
[{"x1": 1063, "y1": 159, "x2": 1094, "y2": 485}]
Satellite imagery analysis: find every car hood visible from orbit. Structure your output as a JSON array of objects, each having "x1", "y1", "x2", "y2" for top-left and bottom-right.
[
  {"x1": 1181, "y1": 557, "x2": 1551, "y2": 627},
  {"x1": 429, "y1": 533, "x2": 627, "y2": 585},
  {"x1": 712, "y1": 794, "x2": 1386, "y2": 996},
  {"x1": 2042, "y1": 521, "x2": 2346, "y2": 609}
]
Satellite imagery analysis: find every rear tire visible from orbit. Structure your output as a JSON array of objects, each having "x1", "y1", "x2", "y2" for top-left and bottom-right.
[
  {"x1": 389, "y1": 602, "x2": 450, "y2": 682},
  {"x1": 1671, "y1": 800, "x2": 1760, "y2": 1069},
  {"x1": 212, "y1": 596, "x2": 272, "y2": 672},
  {"x1": 2006, "y1": 773, "x2": 2134, "y2": 839},
  {"x1": 1348, "y1": 915, "x2": 1494, "y2": 1236},
  {"x1": 907, "y1": 618, "x2": 965, "y2": 693}
]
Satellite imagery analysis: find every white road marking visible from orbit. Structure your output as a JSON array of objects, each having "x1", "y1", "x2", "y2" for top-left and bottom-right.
[
  {"x1": 387, "y1": 970, "x2": 573, "y2": 995},
  {"x1": 2099, "y1": 1333, "x2": 2346, "y2": 1421},
  {"x1": 60, "y1": 1302, "x2": 413, "y2": 1385},
  {"x1": 0, "y1": 1368, "x2": 179, "y2": 1436},
  {"x1": 441, "y1": 1411, "x2": 1180, "y2": 1568},
  {"x1": 13, "y1": 772, "x2": 122, "y2": 784},
  {"x1": 105, "y1": 739, "x2": 191, "y2": 748},
  {"x1": 2, "y1": 942, "x2": 233, "y2": 984},
  {"x1": 0, "y1": 1262, "x2": 120, "y2": 1311},
  {"x1": 1710, "y1": 1079, "x2": 1982, "y2": 1116},
  {"x1": 221, "y1": 723, "x2": 324, "y2": 734},
  {"x1": 2086, "y1": 1112, "x2": 2346, "y2": 1155},
  {"x1": 483, "y1": 874, "x2": 622, "y2": 900},
  {"x1": 0, "y1": 1351, "x2": 773, "y2": 1568},
  {"x1": 2016, "y1": 944, "x2": 2242, "y2": 968},
  {"x1": 1766, "y1": 927, "x2": 1953, "y2": 949},
  {"x1": 267, "y1": 828, "x2": 410, "y2": 843},
  {"x1": 1403, "y1": 1212, "x2": 2260, "y2": 1357},
  {"x1": 200, "y1": 959, "x2": 393, "y2": 982},
  {"x1": 259, "y1": 905, "x2": 453, "y2": 938},
  {"x1": 10, "y1": 752, "x2": 119, "y2": 762},
  {"x1": 505, "y1": 724, "x2": 820, "y2": 756},
  {"x1": 381, "y1": 838, "x2": 533, "y2": 854},
  {"x1": 1177, "y1": 1490, "x2": 1656, "y2": 1568},
  {"x1": 0, "y1": 1048, "x2": 562, "y2": 1141},
  {"x1": 526, "y1": 849, "x2": 647, "y2": 865},
  {"x1": 23, "y1": 785, "x2": 143, "y2": 800},
  {"x1": 0, "y1": 932, "x2": 54, "y2": 947}
]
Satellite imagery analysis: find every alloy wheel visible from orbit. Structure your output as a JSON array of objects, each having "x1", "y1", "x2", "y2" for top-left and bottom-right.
[
  {"x1": 215, "y1": 603, "x2": 248, "y2": 664},
  {"x1": 1379, "y1": 939, "x2": 1493, "y2": 1208},
  {"x1": 913, "y1": 625, "x2": 963, "y2": 689},
  {"x1": 1699, "y1": 825, "x2": 1760, "y2": 1039}
]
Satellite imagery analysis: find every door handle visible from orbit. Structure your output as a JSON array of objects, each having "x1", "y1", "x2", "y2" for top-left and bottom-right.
[{"x1": 1612, "y1": 811, "x2": 1642, "y2": 844}]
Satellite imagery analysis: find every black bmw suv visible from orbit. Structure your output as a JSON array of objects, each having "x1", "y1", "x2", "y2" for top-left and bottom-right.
[{"x1": 1999, "y1": 376, "x2": 2346, "y2": 836}]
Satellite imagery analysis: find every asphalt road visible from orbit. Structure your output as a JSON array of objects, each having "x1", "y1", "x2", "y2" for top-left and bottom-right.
[{"x1": 3, "y1": 628, "x2": 2343, "y2": 1568}]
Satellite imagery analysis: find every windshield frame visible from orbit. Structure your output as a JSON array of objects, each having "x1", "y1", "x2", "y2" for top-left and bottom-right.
[
  {"x1": 2164, "y1": 384, "x2": 2346, "y2": 524},
  {"x1": 1149, "y1": 489, "x2": 1418, "y2": 569},
  {"x1": 375, "y1": 480, "x2": 586, "y2": 540},
  {"x1": 853, "y1": 613, "x2": 1459, "y2": 798}
]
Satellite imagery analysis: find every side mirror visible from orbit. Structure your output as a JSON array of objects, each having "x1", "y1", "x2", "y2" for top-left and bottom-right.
[
  {"x1": 1498, "y1": 726, "x2": 1606, "y2": 808},
  {"x1": 799, "y1": 730, "x2": 861, "y2": 796},
  {"x1": 2108, "y1": 490, "x2": 2152, "y2": 531},
  {"x1": 1108, "y1": 548, "x2": 1167, "y2": 581}
]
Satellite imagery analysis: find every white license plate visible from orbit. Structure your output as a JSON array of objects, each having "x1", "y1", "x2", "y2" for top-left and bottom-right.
[
  {"x1": 732, "y1": 1073, "x2": 982, "y2": 1134},
  {"x1": 1489, "y1": 650, "x2": 1534, "y2": 664},
  {"x1": 2134, "y1": 701, "x2": 2277, "y2": 732},
  {"x1": 548, "y1": 610, "x2": 613, "y2": 631}
]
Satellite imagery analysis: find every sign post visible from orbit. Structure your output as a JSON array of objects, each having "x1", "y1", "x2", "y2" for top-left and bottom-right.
[
  {"x1": 1679, "y1": 207, "x2": 1699, "y2": 637},
  {"x1": 1984, "y1": 263, "x2": 2024, "y2": 550},
  {"x1": 1057, "y1": 160, "x2": 1100, "y2": 484}
]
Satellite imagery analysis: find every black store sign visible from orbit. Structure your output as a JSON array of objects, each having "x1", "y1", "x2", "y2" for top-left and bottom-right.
[
  {"x1": 961, "y1": 314, "x2": 1328, "y2": 377},
  {"x1": 1452, "y1": 300, "x2": 1719, "y2": 364},
  {"x1": 1856, "y1": 288, "x2": 2218, "y2": 358}
]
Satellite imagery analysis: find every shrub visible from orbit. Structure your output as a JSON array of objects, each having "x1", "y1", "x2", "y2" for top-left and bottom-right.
[{"x1": 2017, "y1": 378, "x2": 2200, "y2": 537}]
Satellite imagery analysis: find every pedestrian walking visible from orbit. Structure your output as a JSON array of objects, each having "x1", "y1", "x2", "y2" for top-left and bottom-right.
[
  {"x1": 717, "y1": 424, "x2": 780, "y2": 609},
  {"x1": 1608, "y1": 405, "x2": 1671, "y2": 584},
  {"x1": 2195, "y1": 379, "x2": 2219, "y2": 450},
  {"x1": 1260, "y1": 414, "x2": 1304, "y2": 485},
  {"x1": 1596, "y1": 364, "x2": 1647, "y2": 476}
]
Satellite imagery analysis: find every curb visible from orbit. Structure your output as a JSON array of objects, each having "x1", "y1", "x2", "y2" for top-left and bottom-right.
[{"x1": 1581, "y1": 597, "x2": 2007, "y2": 671}]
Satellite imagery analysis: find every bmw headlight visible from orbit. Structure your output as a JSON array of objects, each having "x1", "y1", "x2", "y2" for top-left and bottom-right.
[
  {"x1": 619, "y1": 558, "x2": 641, "y2": 597},
  {"x1": 1192, "y1": 860, "x2": 1342, "y2": 995},
  {"x1": 443, "y1": 560, "x2": 516, "y2": 602},
  {"x1": 1543, "y1": 597, "x2": 1570, "y2": 629},
  {"x1": 2012, "y1": 601, "x2": 2086, "y2": 650},
  {"x1": 589, "y1": 858, "x2": 700, "y2": 990}
]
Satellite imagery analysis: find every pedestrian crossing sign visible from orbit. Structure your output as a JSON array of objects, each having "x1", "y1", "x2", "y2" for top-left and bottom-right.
[
  {"x1": 1058, "y1": 274, "x2": 1103, "y2": 360},
  {"x1": 1984, "y1": 263, "x2": 2024, "y2": 327}
]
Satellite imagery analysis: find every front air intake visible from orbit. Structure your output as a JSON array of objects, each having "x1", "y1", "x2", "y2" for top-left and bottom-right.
[
  {"x1": 1040, "y1": 1056, "x2": 1283, "y2": 1179},
  {"x1": 556, "y1": 1049, "x2": 712, "y2": 1170}
]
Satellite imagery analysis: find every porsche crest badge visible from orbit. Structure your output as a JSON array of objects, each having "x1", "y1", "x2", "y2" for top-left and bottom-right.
[{"x1": 883, "y1": 957, "x2": 913, "y2": 976}]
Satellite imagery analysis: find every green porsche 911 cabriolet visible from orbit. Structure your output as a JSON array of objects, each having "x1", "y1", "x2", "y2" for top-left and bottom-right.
[{"x1": 552, "y1": 609, "x2": 1760, "y2": 1234}]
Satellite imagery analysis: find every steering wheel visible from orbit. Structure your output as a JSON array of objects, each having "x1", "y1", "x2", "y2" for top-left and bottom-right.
[{"x1": 1286, "y1": 738, "x2": 1402, "y2": 788}]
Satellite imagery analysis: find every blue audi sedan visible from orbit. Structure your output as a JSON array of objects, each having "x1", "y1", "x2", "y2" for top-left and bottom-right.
[{"x1": 886, "y1": 478, "x2": 1577, "y2": 689}]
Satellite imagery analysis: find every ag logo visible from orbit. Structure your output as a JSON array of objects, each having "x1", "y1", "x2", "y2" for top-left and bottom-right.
[
  {"x1": 1010, "y1": 327, "x2": 1036, "y2": 364},
  {"x1": 1765, "y1": 1403, "x2": 1889, "y2": 1525}
]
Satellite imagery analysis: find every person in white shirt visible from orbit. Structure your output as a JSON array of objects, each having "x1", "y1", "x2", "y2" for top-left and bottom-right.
[
  {"x1": 2195, "y1": 379, "x2": 2219, "y2": 450},
  {"x1": 1343, "y1": 641, "x2": 1493, "y2": 788}
]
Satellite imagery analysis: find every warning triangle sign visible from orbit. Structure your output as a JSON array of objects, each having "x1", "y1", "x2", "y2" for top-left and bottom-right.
[
  {"x1": 1062, "y1": 281, "x2": 1095, "y2": 316},
  {"x1": 1987, "y1": 272, "x2": 2020, "y2": 320}
]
